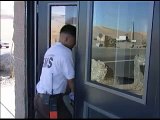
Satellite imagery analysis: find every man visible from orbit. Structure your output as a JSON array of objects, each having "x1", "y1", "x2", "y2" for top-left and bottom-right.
[{"x1": 34, "y1": 24, "x2": 76, "y2": 118}]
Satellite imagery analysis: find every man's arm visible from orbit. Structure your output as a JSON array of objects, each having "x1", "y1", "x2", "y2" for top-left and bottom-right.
[
  {"x1": 68, "y1": 78, "x2": 74, "y2": 101},
  {"x1": 67, "y1": 78, "x2": 74, "y2": 93}
]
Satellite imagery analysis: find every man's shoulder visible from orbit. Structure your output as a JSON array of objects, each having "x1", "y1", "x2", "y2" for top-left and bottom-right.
[
  {"x1": 45, "y1": 46, "x2": 54, "y2": 55},
  {"x1": 56, "y1": 44, "x2": 72, "y2": 55},
  {"x1": 45, "y1": 42, "x2": 72, "y2": 58}
]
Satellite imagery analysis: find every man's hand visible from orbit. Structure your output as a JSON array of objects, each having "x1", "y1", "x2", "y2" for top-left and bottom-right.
[{"x1": 69, "y1": 92, "x2": 74, "y2": 101}]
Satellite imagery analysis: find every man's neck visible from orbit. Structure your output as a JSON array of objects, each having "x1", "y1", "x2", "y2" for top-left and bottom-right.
[{"x1": 59, "y1": 41, "x2": 72, "y2": 50}]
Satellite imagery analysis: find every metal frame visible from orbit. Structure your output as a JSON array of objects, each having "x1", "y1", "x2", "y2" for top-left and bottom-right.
[
  {"x1": 84, "y1": 1, "x2": 155, "y2": 104},
  {"x1": 34, "y1": 1, "x2": 38, "y2": 95},
  {"x1": 25, "y1": 1, "x2": 36, "y2": 118},
  {"x1": 83, "y1": 101, "x2": 119, "y2": 118},
  {"x1": 147, "y1": 1, "x2": 160, "y2": 117},
  {"x1": 142, "y1": 1, "x2": 155, "y2": 104}
]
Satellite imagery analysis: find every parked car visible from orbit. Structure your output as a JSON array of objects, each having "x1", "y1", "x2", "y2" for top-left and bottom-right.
[{"x1": 0, "y1": 40, "x2": 9, "y2": 48}]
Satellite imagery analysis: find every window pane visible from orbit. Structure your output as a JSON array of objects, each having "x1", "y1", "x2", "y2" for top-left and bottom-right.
[
  {"x1": 91, "y1": 1, "x2": 154, "y2": 97},
  {"x1": 50, "y1": 6, "x2": 77, "y2": 45}
]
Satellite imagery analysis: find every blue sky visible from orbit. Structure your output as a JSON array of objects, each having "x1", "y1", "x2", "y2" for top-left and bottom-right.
[{"x1": 93, "y1": 1, "x2": 154, "y2": 32}]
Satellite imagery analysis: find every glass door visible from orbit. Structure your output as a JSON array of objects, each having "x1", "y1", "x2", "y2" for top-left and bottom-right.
[{"x1": 37, "y1": 1, "x2": 78, "y2": 118}]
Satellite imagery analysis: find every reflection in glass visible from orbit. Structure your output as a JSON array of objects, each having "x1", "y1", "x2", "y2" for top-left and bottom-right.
[
  {"x1": 50, "y1": 6, "x2": 77, "y2": 45},
  {"x1": 91, "y1": 1, "x2": 153, "y2": 97}
]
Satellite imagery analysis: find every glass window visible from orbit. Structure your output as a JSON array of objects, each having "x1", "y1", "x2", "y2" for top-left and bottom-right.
[
  {"x1": 50, "y1": 6, "x2": 77, "y2": 45},
  {"x1": 90, "y1": 1, "x2": 154, "y2": 97}
]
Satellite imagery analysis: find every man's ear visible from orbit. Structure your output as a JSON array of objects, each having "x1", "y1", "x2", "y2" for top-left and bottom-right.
[
  {"x1": 63, "y1": 36, "x2": 67, "y2": 43},
  {"x1": 65, "y1": 36, "x2": 70, "y2": 42}
]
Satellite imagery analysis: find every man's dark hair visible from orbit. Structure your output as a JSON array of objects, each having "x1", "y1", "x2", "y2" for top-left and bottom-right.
[{"x1": 60, "y1": 24, "x2": 76, "y2": 38}]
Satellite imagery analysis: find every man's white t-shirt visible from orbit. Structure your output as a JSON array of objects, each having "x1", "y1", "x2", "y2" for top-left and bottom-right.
[{"x1": 36, "y1": 42, "x2": 75, "y2": 95}]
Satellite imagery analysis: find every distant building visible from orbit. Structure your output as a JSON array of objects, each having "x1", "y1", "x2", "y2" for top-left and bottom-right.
[
  {"x1": 131, "y1": 39, "x2": 136, "y2": 43},
  {"x1": 116, "y1": 36, "x2": 127, "y2": 41}
]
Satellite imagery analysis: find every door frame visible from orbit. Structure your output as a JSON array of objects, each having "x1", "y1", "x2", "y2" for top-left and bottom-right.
[
  {"x1": 37, "y1": 1, "x2": 79, "y2": 81},
  {"x1": 75, "y1": 1, "x2": 160, "y2": 118},
  {"x1": 25, "y1": 1, "x2": 159, "y2": 118},
  {"x1": 25, "y1": 1, "x2": 79, "y2": 118},
  {"x1": 25, "y1": 1, "x2": 36, "y2": 118},
  {"x1": 36, "y1": 1, "x2": 79, "y2": 118}
]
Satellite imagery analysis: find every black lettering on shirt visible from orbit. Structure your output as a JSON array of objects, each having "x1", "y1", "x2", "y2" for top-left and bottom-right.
[
  {"x1": 43, "y1": 58, "x2": 49, "y2": 67},
  {"x1": 48, "y1": 57, "x2": 53, "y2": 68},
  {"x1": 42, "y1": 56, "x2": 54, "y2": 68}
]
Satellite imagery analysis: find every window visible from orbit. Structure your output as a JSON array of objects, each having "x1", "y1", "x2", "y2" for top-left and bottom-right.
[
  {"x1": 50, "y1": 6, "x2": 77, "y2": 46},
  {"x1": 90, "y1": 1, "x2": 154, "y2": 97}
]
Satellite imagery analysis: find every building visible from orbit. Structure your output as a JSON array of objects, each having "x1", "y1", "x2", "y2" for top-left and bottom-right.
[
  {"x1": 13, "y1": 1, "x2": 159, "y2": 118},
  {"x1": 116, "y1": 36, "x2": 127, "y2": 41}
]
